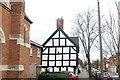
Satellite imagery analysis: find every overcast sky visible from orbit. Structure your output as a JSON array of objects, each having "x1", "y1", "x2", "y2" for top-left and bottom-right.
[{"x1": 25, "y1": 0, "x2": 119, "y2": 60}]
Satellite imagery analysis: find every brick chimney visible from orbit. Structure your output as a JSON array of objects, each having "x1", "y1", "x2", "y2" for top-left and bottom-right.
[
  {"x1": 57, "y1": 17, "x2": 64, "y2": 29},
  {"x1": 10, "y1": 0, "x2": 25, "y2": 34}
]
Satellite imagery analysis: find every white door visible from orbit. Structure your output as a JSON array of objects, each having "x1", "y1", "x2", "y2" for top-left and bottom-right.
[{"x1": 30, "y1": 63, "x2": 36, "y2": 78}]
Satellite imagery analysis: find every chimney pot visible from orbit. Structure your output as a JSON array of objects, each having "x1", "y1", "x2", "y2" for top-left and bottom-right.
[{"x1": 57, "y1": 17, "x2": 64, "y2": 29}]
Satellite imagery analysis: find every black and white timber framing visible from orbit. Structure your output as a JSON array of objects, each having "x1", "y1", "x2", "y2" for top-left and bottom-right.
[{"x1": 41, "y1": 27, "x2": 79, "y2": 74}]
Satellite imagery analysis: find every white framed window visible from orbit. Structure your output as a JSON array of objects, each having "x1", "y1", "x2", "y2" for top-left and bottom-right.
[
  {"x1": 37, "y1": 48, "x2": 41, "y2": 57},
  {"x1": 23, "y1": 24, "x2": 27, "y2": 43},
  {"x1": 30, "y1": 45, "x2": 32, "y2": 56}
]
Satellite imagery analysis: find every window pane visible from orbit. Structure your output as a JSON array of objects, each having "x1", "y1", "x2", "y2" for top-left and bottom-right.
[
  {"x1": 56, "y1": 55, "x2": 62, "y2": 60},
  {"x1": 70, "y1": 61, "x2": 76, "y2": 66},
  {"x1": 56, "y1": 61, "x2": 61, "y2": 66},
  {"x1": 37, "y1": 48, "x2": 41, "y2": 57},
  {"x1": 42, "y1": 61, "x2": 47, "y2": 66},
  {"x1": 63, "y1": 54, "x2": 69, "y2": 60},
  {"x1": 60, "y1": 39, "x2": 65, "y2": 46},
  {"x1": 30, "y1": 45, "x2": 32, "y2": 56},
  {"x1": 54, "y1": 67, "x2": 59, "y2": 72},
  {"x1": 56, "y1": 47, "x2": 62, "y2": 54},
  {"x1": 42, "y1": 55, "x2": 48, "y2": 60},
  {"x1": 63, "y1": 61, "x2": 69, "y2": 66},
  {"x1": 54, "y1": 39, "x2": 59, "y2": 46},
  {"x1": 61, "y1": 67, "x2": 66, "y2": 71},
  {"x1": 63, "y1": 47, "x2": 69, "y2": 53},
  {"x1": 49, "y1": 61, "x2": 55, "y2": 66},
  {"x1": 49, "y1": 55, "x2": 55, "y2": 60},
  {"x1": 50, "y1": 48, "x2": 55, "y2": 53},
  {"x1": 68, "y1": 67, "x2": 74, "y2": 72},
  {"x1": 70, "y1": 54, "x2": 76, "y2": 59}
]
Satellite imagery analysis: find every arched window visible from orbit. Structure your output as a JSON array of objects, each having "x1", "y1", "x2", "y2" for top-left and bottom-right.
[
  {"x1": 0, "y1": 28, "x2": 5, "y2": 43},
  {"x1": 0, "y1": 32, "x2": 2, "y2": 43}
]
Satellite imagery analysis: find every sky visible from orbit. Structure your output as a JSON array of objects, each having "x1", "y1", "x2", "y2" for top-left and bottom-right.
[{"x1": 25, "y1": 0, "x2": 119, "y2": 61}]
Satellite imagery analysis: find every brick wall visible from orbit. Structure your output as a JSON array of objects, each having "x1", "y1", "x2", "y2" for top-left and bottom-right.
[
  {"x1": 30, "y1": 43, "x2": 42, "y2": 65},
  {"x1": 0, "y1": 1, "x2": 42, "y2": 78},
  {"x1": 0, "y1": 3, "x2": 11, "y2": 78}
]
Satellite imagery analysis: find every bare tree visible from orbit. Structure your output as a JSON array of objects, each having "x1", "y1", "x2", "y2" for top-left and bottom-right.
[
  {"x1": 115, "y1": 1, "x2": 120, "y2": 79},
  {"x1": 73, "y1": 9, "x2": 98, "y2": 78},
  {"x1": 93, "y1": 12, "x2": 118, "y2": 57},
  {"x1": 102, "y1": 13, "x2": 118, "y2": 57},
  {"x1": 99, "y1": 0, "x2": 120, "y2": 75}
]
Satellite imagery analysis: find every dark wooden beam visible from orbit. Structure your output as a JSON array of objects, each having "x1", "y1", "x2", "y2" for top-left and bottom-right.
[
  {"x1": 59, "y1": 30, "x2": 60, "y2": 46},
  {"x1": 62, "y1": 47, "x2": 63, "y2": 66},
  {"x1": 55, "y1": 47, "x2": 57, "y2": 66},
  {"x1": 47, "y1": 48, "x2": 50, "y2": 66},
  {"x1": 42, "y1": 53, "x2": 77, "y2": 55},
  {"x1": 42, "y1": 59, "x2": 77, "y2": 61},
  {"x1": 69, "y1": 47, "x2": 71, "y2": 66},
  {"x1": 52, "y1": 39, "x2": 54, "y2": 46}
]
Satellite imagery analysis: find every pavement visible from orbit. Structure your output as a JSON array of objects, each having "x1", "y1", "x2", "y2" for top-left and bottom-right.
[
  {"x1": 77, "y1": 70, "x2": 95, "y2": 80},
  {"x1": 78, "y1": 70, "x2": 89, "y2": 78}
]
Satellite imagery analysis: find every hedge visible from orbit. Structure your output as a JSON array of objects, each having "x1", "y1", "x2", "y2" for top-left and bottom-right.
[{"x1": 37, "y1": 72, "x2": 72, "y2": 80}]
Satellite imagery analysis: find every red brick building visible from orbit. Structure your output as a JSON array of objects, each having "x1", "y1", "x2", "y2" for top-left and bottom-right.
[
  {"x1": 0, "y1": 0, "x2": 42, "y2": 79},
  {"x1": 104, "y1": 56, "x2": 117, "y2": 73}
]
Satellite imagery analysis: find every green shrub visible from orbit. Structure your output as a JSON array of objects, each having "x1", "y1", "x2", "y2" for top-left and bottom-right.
[{"x1": 37, "y1": 72, "x2": 72, "y2": 80}]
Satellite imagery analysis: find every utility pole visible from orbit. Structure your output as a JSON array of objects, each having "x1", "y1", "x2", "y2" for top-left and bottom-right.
[
  {"x1": 118, "y1": 25, "x2": 120, "y2": 80},
  {"x1": 97, "y1": 0, "x2": 103, "y2": 78},
  {"x1": 118, "y1": 1, "x2": 120, "y2": 79},
  {"x1": 117, "y1": 2, "x2": 120, "y2": 79}
]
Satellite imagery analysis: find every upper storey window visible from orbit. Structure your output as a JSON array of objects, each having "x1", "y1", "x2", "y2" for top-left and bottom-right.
[
  {"x1": 24, "y1": 24, "x2": 27, "y2": 43},
  {"x1": 37, "y1": 48, "x2": 41, "y2": 57},
  {"x1": 30, "y1": 45, "x2": 33, "y2": 56}
]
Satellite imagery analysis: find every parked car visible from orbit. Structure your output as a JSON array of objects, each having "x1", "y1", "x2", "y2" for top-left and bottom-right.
[
  {"x1": 111, "y1": 73, "x2": 118, "y2": 80},
  {"x1": 104, "y1": 72, "x2": 111, "y2": 78},
  {"x1": 59, "y1": 71, "x2": 76, "y2": 80},
  {"x1": 97, "y1": 72, "x2": 111, "y2": 80},
  {"x1": 92, "y1": 70, "x2": 101, "y2": 78}
]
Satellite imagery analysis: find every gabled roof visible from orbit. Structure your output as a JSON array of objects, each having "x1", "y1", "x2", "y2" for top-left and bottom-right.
[
  {"x1": 30, "y1": 40, "x2": 42, "y2": 48},
  {"x1": 24, "y1": 13, "x2": 33, "y2": 24},
  {"x1": 42, "y1": 28, "x2": 79, "y2": 48}
]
